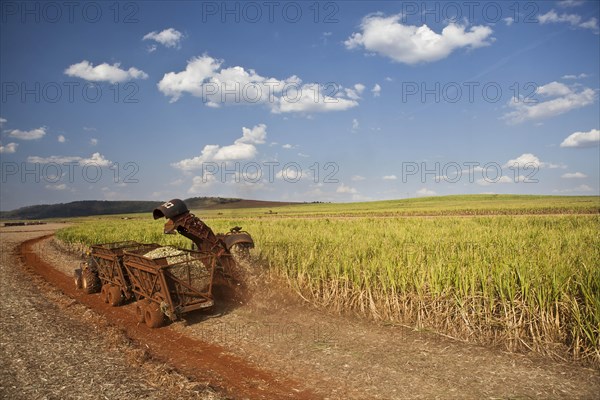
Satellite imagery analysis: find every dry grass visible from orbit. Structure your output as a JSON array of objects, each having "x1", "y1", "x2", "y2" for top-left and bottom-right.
[{"x1": 57, "y1": 211, "x2": 600, "y2": 367}]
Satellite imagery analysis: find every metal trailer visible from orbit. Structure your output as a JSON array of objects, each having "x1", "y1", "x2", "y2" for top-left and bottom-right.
[
  {"x1": 74, "y1": 241, "x2": 159, "y2": 299},
  {"x1": 88, "y1": 241, "x2": 161, "y2": 306},
  {"x1": 122, "y1": 247, "x2": 217, "y2": 328}
]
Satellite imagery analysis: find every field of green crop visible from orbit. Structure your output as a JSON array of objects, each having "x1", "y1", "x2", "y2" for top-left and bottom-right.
[{"x1": 56, "y1": 195, "x2": 600, "y2": 365}]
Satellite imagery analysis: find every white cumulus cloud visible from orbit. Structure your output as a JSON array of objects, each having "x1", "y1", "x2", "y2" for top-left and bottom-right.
[
  {"x1": 65, "y1": 60, "x2": 148, "y2": 83},
  {"x1": 562, "y1": 73, "x2": 588, "y2": 80},
  {"x1": 27, "y1": 152, "x2": 112, "y2": 167},
  {"x1": 27, "y1": 155, "x2": 81, "y2": 164},
  {"x1": 239, "y1": 124, "x2": 266, "y2": 144},
  {"x1": 382, "y1": 175, "x2": 397, "y2": 180},
  {"x1": 538, "y1": 10, "x2": 598, "y2": 32},
  {"x1": 503, "y1": 153, "x2": 540, "y2": 169},
  {"x1": 557, "y1": 0, "x2": 585, "y2": 7},
  {"x1": 503, "y1": 153, "x2": 562, "y2": 169},
  {"x1": 372, "y1": 83, "x2": 381, "y2": 97},
  {"x1": 188, "y1": 173, "x2": 217, "y2": 192},
  {"x1": 539, "y1": 10, "x2": 581, "y2": 25},
  {"x1": 536, "y1": 81, "x2": 572, "y2": 97},
  {"x1": 8, "y1": 127, "x2": 46, "y2": 140},
  {"x1": 57, "y1": 135, "x2": 66, "y2": 143},
  {"x1": 143, "y1": 28, "x2": 184, "y2": 48},
  {"x1": 345, "y1": 84, "x2": 365, "y2": 100},
  {"x1": 560, "y1": 128, "x2": 599, "y2": 148},
  {"x1": 336, "y1": 183, "x2": 357, "y2": 194},
  {"x1": 345, "y1": 14, "x2": 493, "y2": 64},
  {"x1": 45, "y1": 184, "x2": 67, "y2": 191},
  {"x1": 561, "y1": 172, "x2": 587, "y2": 179},
  {"x1": 0, "y1": 117, "x2": 6, "y2": 127},
  {"x1": 579, "y1": 18, "x2": 599, "y2": 31},
  {"x1": 0, "y1": 142, "x2": 18, "y2": 154},
  {"x1": 416, "y1": 188, "x2": 437, "y2": 196},
  {"x1": 157, "y1": 54, "x2": 360, "y2": 114},
  {"x1": 79, "y1": 153, "x2": 113, "y2": 167},
  {"x1": 276, "y1": 166, "x2": 304, "y2": 181},
  {"x1": 81, "y1": 152, "x2": 113, "y2": 167},
  {"x1": 172, "y1": 124, "x2": 267, "y2": 171},
  {"x1": 502, "y1": 81, "x2": 595, "y2": 124},
  {"x1": 275, "y1": 82, "x2": 359, "y2": 114}
]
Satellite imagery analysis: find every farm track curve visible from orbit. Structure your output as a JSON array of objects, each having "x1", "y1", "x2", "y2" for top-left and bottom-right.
[{"x1": 15, "y1": 233, "x2": 315, "y2": 400}]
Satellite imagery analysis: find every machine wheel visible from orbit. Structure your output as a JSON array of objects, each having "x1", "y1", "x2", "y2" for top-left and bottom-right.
[
  {"x1": 100, "y1": 284, "x2": 109, "y2": 303},
  {"x1": 107, "y1": 285, "x2": 123, "y2": 306},
  {"x1": 144, "y1": 303, "x2": 165, "y2": 328},
  {"x1": 231, "y1": 243, "x2": 251, "y2": 260},
  {"x1": 74, "y1": 269, "x2": 83, "y2": 289},
  {"x1": 135, "y1": 300, "x2": 149, "y2": 323},
  {"x1": 82, "y1": 269, "x2": 100, "y2": 294}
]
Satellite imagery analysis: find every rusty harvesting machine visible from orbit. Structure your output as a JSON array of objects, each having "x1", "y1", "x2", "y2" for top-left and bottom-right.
[{"x1": 74, "y1": 199, "x2": 254, "y2": 328}]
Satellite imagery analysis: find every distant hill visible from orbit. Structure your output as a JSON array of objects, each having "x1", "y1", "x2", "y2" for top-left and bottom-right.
[
  {"x1": 0, "y1": 200, "x2": 160, "y2": 220},
  {"x1": 0, "y1": 197, "x2": 298, "y2": 220}
]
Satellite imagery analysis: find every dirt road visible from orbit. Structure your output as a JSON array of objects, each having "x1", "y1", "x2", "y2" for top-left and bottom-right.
[
  {"x1": 0, "y1": 225, "x2": 221, "y2": 400},
  {"x1": 1, "y1": 224, "x2": 599, "y2": 399}
]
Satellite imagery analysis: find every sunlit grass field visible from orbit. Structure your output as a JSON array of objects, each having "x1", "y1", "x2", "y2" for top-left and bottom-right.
[{"x1": 56, "y1": 195, "x2": 600, "y2": 365}]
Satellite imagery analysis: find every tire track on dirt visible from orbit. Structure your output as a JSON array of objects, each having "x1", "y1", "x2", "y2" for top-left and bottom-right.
[
  {"x1": 1, "y1": 228, "x2": 220, "y2": 400},
  {"x1": 18, "y1": 234, "x2": 316, "y2": 400}
]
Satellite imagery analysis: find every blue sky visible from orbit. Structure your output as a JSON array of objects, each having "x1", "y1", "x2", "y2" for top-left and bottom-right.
[{"x1": 1, "y1": 0, "x2": 599, "y2": 210}]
